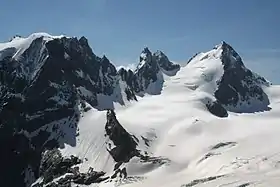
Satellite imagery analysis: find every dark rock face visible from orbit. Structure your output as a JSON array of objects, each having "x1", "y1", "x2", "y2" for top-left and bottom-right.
[
  {"x1": 118, "y1": 68, "x2": 138, "y2": 101},
  {"x1": 153, "y1": 50, "x2": 180, "y2": 76},
  {"x1": 104, "y1": 109, "x2": 169, "y2": 180},
  {"x1": 0, "y1": 35, "x2": 120, "y2": 187},
  {"x1": 206, "y1": 100, "x2": 228, "y2": 118},
  {"x1": 105, "y1": 110, "x2": 139, "y2": 163},
  {"x1": 39, "y1": 149, "x2": 82, "y2": 184},
  {"x1": 133, "y1": 48, "x2": 162, "y2": 94},
  {"x1": 214, "y1": 42, "x2": 270, "y2": 113},
  {"x1": 33, "y1": 149, "x2": 107, "y2": 186}
]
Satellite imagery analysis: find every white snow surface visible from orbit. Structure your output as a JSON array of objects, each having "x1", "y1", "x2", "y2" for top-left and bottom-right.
[{"x1": 59, "y1": 46, "x2": 280, "y2": 187}]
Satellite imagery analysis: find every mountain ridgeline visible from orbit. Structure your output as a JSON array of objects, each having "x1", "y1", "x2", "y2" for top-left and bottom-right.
[
  {"x1": 118, "y1": 47, "x2": 180, "y2": 96},
  {"x1": 0, "y1": 33, "x2": 180, "y2": 187},
  {"x1": 0, "y1": 33, "x2": 270, "y2": 187}
]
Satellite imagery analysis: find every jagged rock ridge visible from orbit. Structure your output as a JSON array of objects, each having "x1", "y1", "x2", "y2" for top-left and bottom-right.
[
  {"x1": 105, "y1": 110, "x2": 139, "y2": 163},
  {"x1": 214, "y1": 41, "x2": 270, "y2": 113},
  {"x1": 118, "y1": 47, "x2": 180, "y2": 95},
  {"x1": 186, "y1": 41, "x2": 270, "y2": 115}
]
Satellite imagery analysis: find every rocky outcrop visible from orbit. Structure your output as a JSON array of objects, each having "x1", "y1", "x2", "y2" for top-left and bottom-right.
[
  {"x1": 39, "y1": 149, "x2": 82, "y2": 184},
  {"x1": 154, "y1": 50, "x2": 180, "y2": 76},
  {"x1": 117, "y1": 68, "x2": 137, "y2": 101},
  {"x1": 105, "y1": 110, "x2": 139, "y2": 163},
  {"x1": 118, "y1": 48, "x2": 180, "y2": 95},
  {"x1": 206, "y1": 100, "x2": 228, "y2": 118},
  {"x1": 133, "y1": 47, "x2": 163, "y2": 94},
  {"x1": 214, "y1": 42, "x2": 270, "y2": 113},
  {"x1": 104, "y1": 109, "x2": 170, "y2": 181},
  {"x1": 33, "y1": 149, "x2": 107, "y2": 186}
]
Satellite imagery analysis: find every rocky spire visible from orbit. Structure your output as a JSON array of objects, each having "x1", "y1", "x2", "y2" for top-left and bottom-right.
[{"x1": 213, "y1": 41, "x2": 270, "y2": 112}]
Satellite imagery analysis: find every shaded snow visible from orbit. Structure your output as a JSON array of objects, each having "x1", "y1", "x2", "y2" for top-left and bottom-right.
[{"x1": 60, "y1": 108, "x2": 115, "y2": 174}]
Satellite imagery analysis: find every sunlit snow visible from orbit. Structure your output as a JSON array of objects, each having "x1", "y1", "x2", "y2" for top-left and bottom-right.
[{"x1": 59, "y1": 46, "x2": 280, "y2": 186}]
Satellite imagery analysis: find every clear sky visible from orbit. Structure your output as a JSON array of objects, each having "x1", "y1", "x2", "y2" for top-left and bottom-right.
[{"x1": 0, "y1": 0, "x2": 279, "y2": 83}]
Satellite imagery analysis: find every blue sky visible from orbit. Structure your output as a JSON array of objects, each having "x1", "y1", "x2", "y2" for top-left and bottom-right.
[{"x1": 0, "y1": 0, "x2": 279, "y2": 83}]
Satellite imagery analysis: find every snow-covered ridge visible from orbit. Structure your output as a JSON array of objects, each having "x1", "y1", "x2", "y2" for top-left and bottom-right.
[{"x1": 0, "y1": 32, "x2": 65, "y2": 61}]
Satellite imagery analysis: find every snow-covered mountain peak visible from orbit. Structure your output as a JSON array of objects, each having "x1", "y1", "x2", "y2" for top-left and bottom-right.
[
  {"x1": 185, "y1": 41, "x2": 270, "y2": 113},
  {"x1": 213, "y1": 40, "x2": 228, "y2": 49},
  {"x1": 212, "y1": 41, "x2": 243, "y2": 67},
  {"x1": 137, "y1": 47, "x2": 153, "y2": 70},
  {"x1": 0, "y1": 32, "x2": 65, "y2": 53},
  {"x1": 131, "y1": 47, "x2": 180, "y2": 95}
]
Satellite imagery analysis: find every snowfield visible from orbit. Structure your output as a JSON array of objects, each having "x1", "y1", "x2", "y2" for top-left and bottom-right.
[{"x1": 60, "y1": 45, "x2": 280, "y2": 187}]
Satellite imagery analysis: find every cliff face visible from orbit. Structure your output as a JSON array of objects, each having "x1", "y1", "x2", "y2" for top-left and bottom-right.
[{"x1": 214, "y1": 42, "x2": 270, "y2": 112}]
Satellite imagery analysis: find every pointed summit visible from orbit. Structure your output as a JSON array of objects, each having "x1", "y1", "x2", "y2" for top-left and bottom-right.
[
  {"x1": 101, "y1": 55, "x2": 112, "y2": 65},
  {"x1": 139, "y1": 47, "x2": 153, "y2": 64},
  {"x1": 186, "y1": 40, "x2": 270, "y2": 113},
  {"x1": 153, "y1": 50, "x2": 166, "y2": 57},
  {"x1": 153, "y1": 50, "x2": 180, "y2": 76},
  {"x1": 220, "y1": 42, "x2": 243, "y2": 68},
  {"x1": 153, "y1": 50, "x2": 169, "y2": 64},
  {"x1": 142, "y1": 47, "x2": 152, "y2": 54},
  {"x1": 214, "y1": 40, "x2": 229, "y2": 49},
  {"x1": 101, "y1": 55, "x2": 109, "y2": 61},
  {"x1": 213, "y1": 42, "x2": 270, "y2": 112},
  {"x1": 212, "y1": 41, "x2": 243, "y2": 68},
  {"x1": 79, "y1": 36, "x2": 88, "y2": 44}
]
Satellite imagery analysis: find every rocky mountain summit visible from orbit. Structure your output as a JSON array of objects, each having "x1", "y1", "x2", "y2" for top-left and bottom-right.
[
  {"x1": 214, "y1": 41, "x2": 270, "y2": 112},
  {"x1": 186, "y1": 41, "x2": 270, "y2": 115},
  {"x1": 118, "y1": 47, "x2": 180, "y2": 95}
]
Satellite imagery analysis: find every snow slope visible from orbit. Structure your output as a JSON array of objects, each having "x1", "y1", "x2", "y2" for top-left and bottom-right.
[{"x1": 59, "y1": 43, "x2": 280, "y2": 186}]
